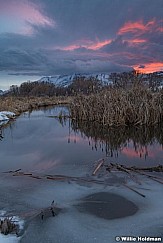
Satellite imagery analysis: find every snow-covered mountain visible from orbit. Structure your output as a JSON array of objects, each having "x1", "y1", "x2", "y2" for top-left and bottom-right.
[
  {"x1": 38, "y1": 73, "x2": 113, "y2": 87},
  {"x1": 0, "y1": 90, "x2": 4, "y2": 96}
]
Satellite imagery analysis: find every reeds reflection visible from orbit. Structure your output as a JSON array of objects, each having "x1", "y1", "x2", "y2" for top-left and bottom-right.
[
  {"x1": 0, "y1": 129, "x2": 3, "y2": 141},
  {"x1": 69, "y1": 119, "x2": 163, "y2": 158}
]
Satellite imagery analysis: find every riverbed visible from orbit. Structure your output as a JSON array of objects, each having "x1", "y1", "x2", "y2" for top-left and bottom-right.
[{"x1": 0, "y1": 106, "x2": 163, "y2": 243}]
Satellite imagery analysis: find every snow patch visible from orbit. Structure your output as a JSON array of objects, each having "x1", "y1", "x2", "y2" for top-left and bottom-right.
[
  {"x1": 38, "y1": 73, "x2": 113, "y2": 87},
  {"x1": 0, "y1": 234, "x2": 18, "y2": 243},
  {"x1": 0, "y1": 111, "x2": 15, "y2": 126}
]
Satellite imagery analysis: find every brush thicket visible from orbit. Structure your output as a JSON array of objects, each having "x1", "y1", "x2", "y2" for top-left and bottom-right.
[
  {"x1": 70, "y1": 86, "x2": 163, "y2": 126},
  {"x1": 0, "y1": 96, "x2": 71, "y2": 115}
]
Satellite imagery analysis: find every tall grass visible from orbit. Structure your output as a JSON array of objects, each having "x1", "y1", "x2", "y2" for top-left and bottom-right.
[
  {"x1": 70, "y1": 86, "x2": 163, "y2": 126},
  {"x1": 0, "y1": 96, "x2": 71, "y2": 115}
]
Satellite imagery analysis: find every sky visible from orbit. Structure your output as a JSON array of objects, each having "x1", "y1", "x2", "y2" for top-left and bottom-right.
[{"x1": 0, "y1": 0, "x2": 163, "y2": 89}]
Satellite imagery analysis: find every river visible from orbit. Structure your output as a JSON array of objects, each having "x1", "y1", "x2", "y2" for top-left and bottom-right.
[{"x1": 0, "y1": 106, "x2": 162, "y2": 243}]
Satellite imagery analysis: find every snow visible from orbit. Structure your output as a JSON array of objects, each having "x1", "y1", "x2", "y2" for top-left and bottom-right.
[
  {"x1": 19, "y1": 176, "x2": 163, "y2": 243},
  {"x1": 0, "y1": 234, "x2": 18, "y2": 243},
  {"x1": 0, "y1": 113, "x2": 9, "y2": 121},
  {"x1": 158, "y1": 85, "x2": 163, "y2": 90},
  {"x1": 38, "y1": 73, "x2": 113, "y2": 87},
  {"x1": 0, "y1": 111, "x2": 15, "y2": 116},
  {"x1": 0, "y1": 111, "x2": 15, "y2": 126}
]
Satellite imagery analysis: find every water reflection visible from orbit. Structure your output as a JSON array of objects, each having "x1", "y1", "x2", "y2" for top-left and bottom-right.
[
  {"x1": 0, "y1": 107, "x2": 163, "y2": 174},
  {"x1": 69, "y1": 120, "x2": 163, "y2": 159},
  {"x1": 0, "y1": 122, "x2": 15, "y2": 141},
  {"x1": 0, "y1": 129, "x2": 3, "y2": 141}
]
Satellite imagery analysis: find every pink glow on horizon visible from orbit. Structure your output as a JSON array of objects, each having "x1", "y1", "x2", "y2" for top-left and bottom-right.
[{"x1": 133, "y1": 62, "x2": 163, "y2": 73}]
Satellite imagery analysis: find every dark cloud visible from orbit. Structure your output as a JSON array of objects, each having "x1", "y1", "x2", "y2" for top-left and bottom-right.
[
  {"x1": 139, "y1": 65, "x2": 145, "y2": 69},
  {"x1": 0, "y1": 0, "x2": 163, "y2": 89},
  {"x1": 0, "y1": 47, "x2": 132, "y2": 76}
]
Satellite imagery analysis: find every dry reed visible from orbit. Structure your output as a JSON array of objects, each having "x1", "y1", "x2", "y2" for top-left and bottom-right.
[
  {"x1": 0, "y1": 96, "x2": 71, "y2": 115},
  {"x1": 70, "y1": 86, "x2": 163, "y2": 126}
]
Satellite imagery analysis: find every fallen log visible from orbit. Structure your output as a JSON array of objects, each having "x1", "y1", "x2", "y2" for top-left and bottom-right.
[
  {"x1": 129, "y1": 168, "x2": 163, "y2": 185},
  {"x1": 46, "y1": 176, "x2": 66, "y2": 180},
  {"x1": 131, "y1": 165, "x2": 163, "y2": 172},
  {"x1": 3, "y1": 168, "x2": 21, "y2": 174},
  {"x1": 29, "y1": 175, "x2": 42, "y2": 179},
  {"x1": 92, "y1": 159, "x2": 104, "y2": 176}
]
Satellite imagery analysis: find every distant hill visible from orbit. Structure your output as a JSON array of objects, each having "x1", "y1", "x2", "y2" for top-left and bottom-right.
[
  {"x1": 38, "y1": 73, "x2": 113, "y2": 87},
  {"x1": 0, "y1": 90, "x2": 4, "y2": 96}
]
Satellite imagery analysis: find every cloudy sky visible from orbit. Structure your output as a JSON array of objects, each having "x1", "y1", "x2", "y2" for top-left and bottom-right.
[{"x1": 0, "y1": 0, "x2": 163, "y2": 89}]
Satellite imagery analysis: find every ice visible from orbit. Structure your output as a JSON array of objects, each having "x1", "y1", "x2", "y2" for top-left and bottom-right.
[
  {"x1": 2, "y1": 178, "x2": 163, "y2": 241},
  {"x1": 0, "y1": 108, "x2": 163, "y2": 242},
  {"x1": 0, "y1": 113, "x2": 9, "y2": 121},
  {"x1": 0, "y1": 111, "x2": 15, "y2": 126},
  {"x1": 0, "y1": 167, "x2": 162, "y2": 242},
  {"x1": 0, "y1": 234, "x2": 18, "y2": 243},
  {"x1": 0, "y1": 111, "x2": 15, "y2": 117},
  {"x1": 4, "y1": 175, "x2": 161, "y2": 243}
]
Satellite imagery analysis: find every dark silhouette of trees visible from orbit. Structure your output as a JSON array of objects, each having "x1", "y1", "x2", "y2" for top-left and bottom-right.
[
  {"x1": 8, "y1": 77, "x2": 103, "y2": 97},
  {"x1": 67, "y1": 77, "x2": 102, "y2": 95},
  {"x1": 6, "y1": 71, "x2": 163, "y2": 97}
]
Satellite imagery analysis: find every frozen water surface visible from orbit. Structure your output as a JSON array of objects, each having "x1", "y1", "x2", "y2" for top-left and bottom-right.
[{"x1": 0, "y1": 106, "x2": 163, "y2": 242}]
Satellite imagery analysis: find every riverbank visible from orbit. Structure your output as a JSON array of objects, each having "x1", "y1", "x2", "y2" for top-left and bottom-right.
[{"x1": 0, "y1": 96, "x2": 72, "y2": 116}]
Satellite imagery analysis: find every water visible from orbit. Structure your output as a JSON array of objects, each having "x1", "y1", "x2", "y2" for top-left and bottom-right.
[{"x1": 0, "y1": 106, "x2": 163, "y2": 243}]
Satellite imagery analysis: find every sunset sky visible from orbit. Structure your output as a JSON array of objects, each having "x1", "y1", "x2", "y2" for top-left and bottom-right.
[{"x1": 0, "y1": 0, "x2": 163, "y2": 89}]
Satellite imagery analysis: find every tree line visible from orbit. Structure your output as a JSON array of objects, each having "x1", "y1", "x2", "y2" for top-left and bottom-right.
[
  {"x1": 7, "y1": 70, "x2": 163, "y2": 97},
  {"x1": 8, "y1": 77, "x2": 103, "y2": 97}
]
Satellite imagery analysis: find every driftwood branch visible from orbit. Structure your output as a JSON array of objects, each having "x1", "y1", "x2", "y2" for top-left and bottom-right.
[
  {"x1": 113, "y1": 163, "x2": 141, "y2": 185},
  {"x1": 92, "y1": 159, "x2": 104, "y2": 176},
  {"x1": 129, "y1": 168, "x2": 163, "y2": 185},
  {"x1": 106, "y1": 164, "x2": 145, "y2": 198},
  {"x1": 122, "y1": 184, "x2": 145, "y2": 198}
]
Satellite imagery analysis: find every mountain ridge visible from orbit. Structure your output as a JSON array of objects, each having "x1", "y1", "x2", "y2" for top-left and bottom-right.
[{"x1": 38, "y1": 73, "x2": 113, "y2": 87}]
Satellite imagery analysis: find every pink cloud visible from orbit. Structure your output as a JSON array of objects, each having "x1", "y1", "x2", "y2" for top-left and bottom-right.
[
  {"x1": 127, "y1": 38, "x2": 147, "y2": 45},
  {"x1": 117, "y1": 19, "x2": 163, "y2": 44},
  {"x1": 62, "y1": 44, "x2": 82, "y2": 51},
  {"x1": 60, "y1": 38, "x2": 112, "y2": 51},
  {"x1": 0, "y1": 0, "x2": 55, "y2": 35},
  {"x1": 88, "y1": 39, "x2": 112, "y2": 50},
  {"x1": 118, "y1": 19, "x2": 156, "y2": 35}
]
